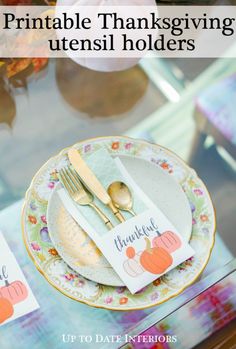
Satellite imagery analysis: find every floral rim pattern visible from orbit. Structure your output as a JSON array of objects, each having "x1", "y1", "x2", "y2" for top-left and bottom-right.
[{"x1": 21, "y1": 136, "x2": 216, "y2": 311}]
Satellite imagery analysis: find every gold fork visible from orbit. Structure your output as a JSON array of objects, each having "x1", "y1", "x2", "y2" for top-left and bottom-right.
[{"x1": 59, "y1": 167, "x2": 114, "y2": 230}]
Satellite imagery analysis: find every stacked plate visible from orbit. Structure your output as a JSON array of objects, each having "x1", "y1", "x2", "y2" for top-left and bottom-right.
[{"x1": 22, "y1": 136, "x2": 216, "y2": 310}]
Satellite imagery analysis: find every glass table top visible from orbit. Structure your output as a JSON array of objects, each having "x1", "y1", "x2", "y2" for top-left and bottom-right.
[
  {"x1": 0, "y1": 58, "x2": 166, "y2": 208},
  {"x1": 0, "y1": 57, "x2": 214, "y2": 211}
]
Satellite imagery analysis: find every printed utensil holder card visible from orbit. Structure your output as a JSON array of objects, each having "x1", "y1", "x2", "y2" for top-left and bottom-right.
[
  {"x1": 59, "y1": 153, "x2": 195, "y2": 294},
  {"x1": 0, "y1": 231, "x2": 39, "y2": 326}
]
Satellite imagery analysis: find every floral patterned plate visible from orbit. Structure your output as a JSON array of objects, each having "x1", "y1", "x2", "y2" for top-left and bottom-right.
[
  {"x1": 22, "y1": 136, "x2": 216, "y2": 310},
  {"x1": 47, "y1": 154, "x2": 193, "y2": 287}
]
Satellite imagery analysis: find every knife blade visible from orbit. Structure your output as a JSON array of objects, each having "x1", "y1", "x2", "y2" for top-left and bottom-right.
[{"x1": 68, "y1": 148, "x2": 125, "y2": 223}]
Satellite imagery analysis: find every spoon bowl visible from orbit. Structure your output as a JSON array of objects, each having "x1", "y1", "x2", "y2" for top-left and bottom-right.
[{"x1": 108, "y1": 181, "x2": 136, "y2": 216}]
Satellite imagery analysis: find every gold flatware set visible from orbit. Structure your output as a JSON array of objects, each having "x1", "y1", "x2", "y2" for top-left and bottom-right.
[
  {"x1": 59, "y1": 167, "x2": 114, "y2": 230},
  {"x1": 58, "y1": 148, "x2": 135, "y2": 229}
]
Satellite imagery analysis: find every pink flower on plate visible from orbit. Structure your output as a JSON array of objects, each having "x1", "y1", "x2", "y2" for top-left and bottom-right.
[
  {"x1": 31, "y1": 242, "x2": 41, "y2": 251},
  {"x1": 116, "y1": 287, "x2": 125, "y2": 294},
  {"x1": 64, "y1": 273, "x2": 75, "y2": 281},
  {"x1": 192, "y1": 218, "x2": 197, "y2": 225},
  {"x1": 48, "y1": 182, "x2": 55, "y2": 189},
  {"x1": 194, "y1": 188, "x2": 204, "y2": 196},
  {"x1": 104, "y1": 296, "x2": 113, "y2": 304},
  {"x1": 125, "y1": 142, "x2": 133, "y2": 150},
  {"x1": 41, "y1": 215, "x2": 47, "y2": 224},
  {"x1": 77, "y1": 280, "x2": 85, "y2": 287}
]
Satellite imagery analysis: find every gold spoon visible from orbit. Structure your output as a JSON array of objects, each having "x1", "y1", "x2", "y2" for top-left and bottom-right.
[{"x1": 108, "y1": 181, "x2": 136, "y2": 216}]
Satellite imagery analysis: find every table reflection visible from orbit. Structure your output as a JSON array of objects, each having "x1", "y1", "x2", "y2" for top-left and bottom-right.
[{"x1": 56, "y1": 58, "x2": 148, "y2": 117}]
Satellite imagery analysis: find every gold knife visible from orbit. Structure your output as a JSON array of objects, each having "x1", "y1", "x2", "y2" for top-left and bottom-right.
[{"x1": 68, "y1": 148, "x2": 125, "y2": 223}]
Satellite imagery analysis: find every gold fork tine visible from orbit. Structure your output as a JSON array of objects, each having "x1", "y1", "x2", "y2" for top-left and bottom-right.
[
  {"x1": 67, "y1": 167, "x2": 83, "y2": 191},
  {"x1": 59, "y1": 169, "x2": 74, "y2": 195},
  {"x1": 71, "y1": 167, "x2": 82, "y2": 181},
  {"x1": 64, "y1": 168, "x2": 78, "y2": 193},
  {"x1": 59, "y1": 167, "x2": 114, "y2": 230},
  {"x1": 58, "y1": 169, "x2": 68, "y2": 191}
]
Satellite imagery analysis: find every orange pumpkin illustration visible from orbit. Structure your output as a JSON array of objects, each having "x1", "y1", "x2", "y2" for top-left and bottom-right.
[
  {"x1": 126, "y1": 246, "x2": 136, "y2": 259},
  {"x1": 140, "y1": 238, "x2": 173, "y2": 274},
  {"x1": 0, "y1": 280, "x2": 28, "y2": 305},
  {"x1": 0, "y1": 298, "x2": 14, "y2": 324},
  {"x1": 152, "y1": 231, "x2": 182, "y2": 253}
]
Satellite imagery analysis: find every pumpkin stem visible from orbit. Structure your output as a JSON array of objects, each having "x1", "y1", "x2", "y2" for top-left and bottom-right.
[
  {"x1": 145, "y1": 237, "x2": 151, "y2": 250},
  {"x1": 156, "y1": 230, "x2": 161, "y2": 237},
  {"x1": 4, "y1": 280, "x2": 10, "y2": 287}
]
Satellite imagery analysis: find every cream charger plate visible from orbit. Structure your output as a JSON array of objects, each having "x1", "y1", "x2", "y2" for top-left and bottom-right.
[
  {"x1": 22, "y1": 136, "x2": 216, "y2": 310},
  {"x1": 47, "y1": 155, "x2": 193, "y2": 287}
]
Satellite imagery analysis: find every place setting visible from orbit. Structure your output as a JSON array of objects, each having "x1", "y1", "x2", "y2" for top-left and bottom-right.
[{"x1": 22, "y1": 136, "x2": 216, "y2": 310}]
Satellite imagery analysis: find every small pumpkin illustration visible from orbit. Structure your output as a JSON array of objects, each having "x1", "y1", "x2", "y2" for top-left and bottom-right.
[
  {"x1": 140, "y1": 238, "x2": 173, "y2": 274},
  {"x1": 0, "y1": 298, "x2": 14, "y2": 324},
  {"x1": 123, "y1": 247, "x2": 144, "y2": 277},
  {"x1": 0, "y1": 279, "x2": 28, "y2": 305},
  {"x1": 152, "y1": 230, "x2": 182, "y2": 253},
  {"x1": 126, "y1": 246, "x2": 136, "y2": 259}
]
